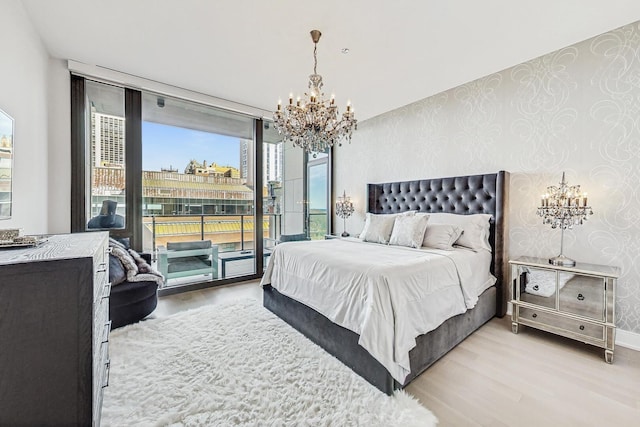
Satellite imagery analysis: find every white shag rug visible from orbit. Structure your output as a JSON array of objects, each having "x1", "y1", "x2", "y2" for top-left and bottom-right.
[{"x1": 102, "y1": 300, "x2": 437, "y2": 426}]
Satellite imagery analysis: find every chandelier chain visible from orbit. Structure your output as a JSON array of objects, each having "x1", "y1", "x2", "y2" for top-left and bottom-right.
[{"x1": 313, "y1": 43, "x2": 318, "y2": 75}]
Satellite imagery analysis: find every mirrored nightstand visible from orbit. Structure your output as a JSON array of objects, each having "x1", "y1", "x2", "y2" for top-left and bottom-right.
[{"x1": 510, "y1": 256, "x2": 620, "y2": 363}]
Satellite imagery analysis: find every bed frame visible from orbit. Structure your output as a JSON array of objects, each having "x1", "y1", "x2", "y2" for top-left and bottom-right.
[{"x1": 263, "y1": 171, "x2": 509, "y2": 394}]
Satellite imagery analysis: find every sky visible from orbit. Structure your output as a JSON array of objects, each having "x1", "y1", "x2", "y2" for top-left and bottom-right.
[
  {"x1": 142, "y1": 121, "x2": 327, "y2": 210},
  {"x1": 308, "y1": 163, "x2": 327, "y2": 210},
  {"x1": 142, "y1": 122, "x2": 240, "y2": 172}
]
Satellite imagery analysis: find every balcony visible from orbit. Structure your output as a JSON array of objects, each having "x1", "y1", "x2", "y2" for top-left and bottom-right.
[{"x1": 143, "y1": 213, "x2": 281, "y2": 287}]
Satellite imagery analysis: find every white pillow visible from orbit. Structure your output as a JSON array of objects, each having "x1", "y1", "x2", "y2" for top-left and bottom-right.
[
  {"x1": 428, "y1": 213, "x2": 492, "y2": 252},
  {"x1": 359, "y1": 211, "x2": 415, "y2": 244},
  {"x1": 389, "y1": 213, "x2": 430, "y2": 248},
  {"x1": 422, "y1": 223, "x2": 463, "y2": 250},
  {"x1": 359, "y1": 213, "x2": 397, "y2": 244}
]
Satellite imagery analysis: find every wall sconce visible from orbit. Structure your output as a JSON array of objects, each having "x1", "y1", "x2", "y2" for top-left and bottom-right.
[
  {"x1": 335, "y1": 190, "x2": 354, "y2": 237},
  {"x1": 536, "y1": 172, "x2": 593, "y2": 266}
]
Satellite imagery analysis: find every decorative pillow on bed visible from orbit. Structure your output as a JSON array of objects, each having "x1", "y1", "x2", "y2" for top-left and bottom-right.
[
  {"x1": 422, "y1": 223, "x2": 463, "y2": 250},
  {"x1": 389, "y1": 213, "x2": 429, "y2": 248},
  {"x1": 360, "y1": 212, "x2": 411, "y2": 244},
  {"x1": 428, "y1": 213, "x2": 492, "y2": 251}
]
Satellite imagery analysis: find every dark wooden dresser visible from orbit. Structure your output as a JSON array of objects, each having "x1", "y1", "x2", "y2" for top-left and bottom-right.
[{"x1": 0, "y1": 232, "x2": 111, "y2": 426}]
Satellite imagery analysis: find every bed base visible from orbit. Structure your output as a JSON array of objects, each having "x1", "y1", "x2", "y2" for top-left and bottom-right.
[
  {"x1": 263, "y1": 171, "x2": 508, "y2": 394},
  {"x1": 263, "y1": 284, "x2": 496, "y2": 395}
]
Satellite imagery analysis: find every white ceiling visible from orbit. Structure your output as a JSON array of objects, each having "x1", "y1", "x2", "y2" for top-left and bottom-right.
[{"x1": 20, "y1": 0, "x2": 640, "y2": 121}]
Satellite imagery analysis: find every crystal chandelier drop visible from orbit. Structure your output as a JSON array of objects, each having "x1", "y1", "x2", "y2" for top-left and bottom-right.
[{"x1": 274, "y1": 30, "x2": 357, "y2": 156}]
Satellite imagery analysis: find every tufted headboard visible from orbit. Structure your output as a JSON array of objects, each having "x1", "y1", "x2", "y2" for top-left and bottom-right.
[{"x1": 367, "y1": 171, "x2": 510, "y2": 317}]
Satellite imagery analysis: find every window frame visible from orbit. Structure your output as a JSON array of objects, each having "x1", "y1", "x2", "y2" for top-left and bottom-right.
[{"x1": 70, "y1": 74, "x2": 267, "y2": 294}]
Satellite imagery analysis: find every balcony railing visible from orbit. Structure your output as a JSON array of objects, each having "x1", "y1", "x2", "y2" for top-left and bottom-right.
[
  {"x1": 142, "y1": 213, "x2": 282, "y2": 259},
  {"x1": 308, "y1": 211, "x2": 328, "y2": 240}
]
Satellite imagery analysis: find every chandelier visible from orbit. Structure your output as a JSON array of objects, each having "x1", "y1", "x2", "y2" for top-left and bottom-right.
[
  {"x1": 274, "y1": 30, "x2": 357, "y2": 156},
  {"x1": 536, "y1": 172, "x2": 593, "y2": 266}
]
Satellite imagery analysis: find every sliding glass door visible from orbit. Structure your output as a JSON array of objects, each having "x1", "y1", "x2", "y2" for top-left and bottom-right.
[
  {"x1": 140, "y1": 93, "x2": 256, "y2": 286},
  {"x1": 72, "y1": 76, "x2": 269, "y2": 293},
  {"x1": 306, "y1": 151, "x2": 331, "y2": 239}
]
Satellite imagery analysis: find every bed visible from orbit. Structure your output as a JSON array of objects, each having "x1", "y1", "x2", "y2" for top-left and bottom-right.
[{"x1": 262, "y1": 171, "x2": 509, "y2": 394}]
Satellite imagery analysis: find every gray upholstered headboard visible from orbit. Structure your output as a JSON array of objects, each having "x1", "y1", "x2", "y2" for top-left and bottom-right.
[{"x1": 367, "y1": 171, "x2": 509, "y2": 317}]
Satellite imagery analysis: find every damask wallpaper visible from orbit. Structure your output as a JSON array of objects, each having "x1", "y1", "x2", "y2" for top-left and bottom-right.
[{"x1": 334, "y1": 21, "x2": 640, "y2": 334}]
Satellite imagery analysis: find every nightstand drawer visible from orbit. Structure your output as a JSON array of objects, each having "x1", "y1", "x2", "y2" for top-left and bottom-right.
[
  {"x1": 558, "y1": 273, "x2": 605, "y2": 321},
  {"x1": 517, "y1": 266, "x2": 556, "y2": 309},
  {"x1": 519, "y1": 307, "x2": 604, "y2": 341}
]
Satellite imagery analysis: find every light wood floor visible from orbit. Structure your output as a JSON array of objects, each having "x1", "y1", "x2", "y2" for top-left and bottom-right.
[{"x1": 153, "y1": 281, "x2": 640, "y2": 427}]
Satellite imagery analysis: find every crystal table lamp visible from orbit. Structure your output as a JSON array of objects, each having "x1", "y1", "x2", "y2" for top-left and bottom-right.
[
  {"x1": 536, "y1": 172, "x2": 593, "y2": 266},
  {"x1": 335, "y1": 190, "x2": 355, "y2": 237}
]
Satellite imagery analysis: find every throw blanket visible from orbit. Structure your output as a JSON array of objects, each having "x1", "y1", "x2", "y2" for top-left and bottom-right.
[{"x1": 109, "y1": 239, "x2": 164, "y2": 286}]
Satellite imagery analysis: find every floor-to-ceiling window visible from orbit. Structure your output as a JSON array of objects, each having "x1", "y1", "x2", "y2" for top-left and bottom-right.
[
  {"x1": 140, "y1": 93, "x2": 257, "y2": 286},
  {"x1": 71, "y1": 75, "x2": 268, "y2": 293},
  {"x1": 306, "y1": 151, "x2": 331, "y2": 240},
  {"x1": 71, "y1": 73, "x2": 332, "y2": 291},
  {"x1": 85, "y1": 80, "x2": 127, "y2": 230}
]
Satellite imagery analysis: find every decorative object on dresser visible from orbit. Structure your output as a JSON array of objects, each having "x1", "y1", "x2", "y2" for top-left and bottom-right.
[
  {"x1": 0, "y1": 232, "x2": 111, "y2": 426},
  {"x1": 510, "y1": 256, "x2": 619, "y2": 363},
  {"x1": 537, "y1": 172, "x2": 593, "y2": 266},
  {"x1": 273, "y1": 30, "x2": 357, "y2": 156},
  {"x1": 0, "y1": 227, "x2": 19, "y2": 241},
  {"x1": 102, "y1": 300, "x2": 437, "y2": 426},
  {"x1": 335, "y1": 189, "x2": 355, "y2": 237}
]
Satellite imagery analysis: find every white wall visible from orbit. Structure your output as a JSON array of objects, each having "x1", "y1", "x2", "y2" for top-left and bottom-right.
[
  {"x1": 334, "y1": 21, "x2": 640, "y2": 334},
  {"x1": 0, "y1": 0, "x2": 50, "y2": 234},
  {"x1": 47, "y1": 58, "x2": 71, "y2": 233}
]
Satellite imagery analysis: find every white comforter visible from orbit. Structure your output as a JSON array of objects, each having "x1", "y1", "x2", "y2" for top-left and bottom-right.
[{"x1": 260, "y1": 238, "x2": 495, "y2": 383}]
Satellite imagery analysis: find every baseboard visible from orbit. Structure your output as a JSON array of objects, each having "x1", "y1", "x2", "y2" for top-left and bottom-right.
[
  {"x1": 506, "y1": 303, "x2": 639, "y2": 352},
  {"x1": 616, "y1": 329, "x2": 640, "y2": 351}
]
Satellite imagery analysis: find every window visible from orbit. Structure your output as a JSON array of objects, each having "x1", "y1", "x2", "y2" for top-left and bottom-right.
[
  {"x1": 71, "y1": 75, "x2": 272, "y2": 292},
  {"x1": 71, "y1": 73, "x2": 330, "y2": 291},
  {"x1": 85, "y1": 80, "x2": 126, "y2": 230},
  {"x1": 306, "y1": 151, "x2": 331, "y2": 240}
]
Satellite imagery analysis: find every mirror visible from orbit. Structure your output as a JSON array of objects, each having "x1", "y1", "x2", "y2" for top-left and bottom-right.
[{"x1": 0, "y1": 108, "x2": 13, "y2": 219}]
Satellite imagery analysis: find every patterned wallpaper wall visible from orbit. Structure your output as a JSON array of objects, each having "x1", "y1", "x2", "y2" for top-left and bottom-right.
[{"x1": 334, "y1": 21, "x2": 640, "y2": 334}]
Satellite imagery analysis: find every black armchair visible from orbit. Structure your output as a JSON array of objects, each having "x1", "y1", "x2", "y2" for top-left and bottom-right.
[{"x1": 108, "y1": 239, "x2": 159, "y2": 329}]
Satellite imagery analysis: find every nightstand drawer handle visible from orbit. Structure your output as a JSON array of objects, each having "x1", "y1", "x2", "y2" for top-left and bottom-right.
[
  {"x1": 533, "y1": 285, "x2": 539, "y2": 291},
  {"x1": 579, "y1": 325, "x2": 585, "y2": 331},
  {"x1": 577, "y1": 293, "x2": 585, "y2": 301},
  {"x1": 532, "y1": 313, "x2": 537, "y2": 318}
]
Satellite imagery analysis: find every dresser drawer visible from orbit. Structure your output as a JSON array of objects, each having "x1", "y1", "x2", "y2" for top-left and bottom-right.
[
  {"x1": 94, "y1": 266, "x2": 109, "y2": 303},
  {"x1": 93, "y1": 339, "x2": 110, "y2": 426},
  {"x1": 558, "y1": 273, "x2": 605, "y2": 321},
  {"x1": 94, "y1": 301, "x2": 110, "y2": 342},
  {"x1": 519, "y1": 307, "x2": 604, "y2": 341},
  {"x1": 94, "y1": 297, "x2": 110, "y2": 350},
  {"x1": 94, "y1": 278, "x2": 111, "y2": 307}
]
